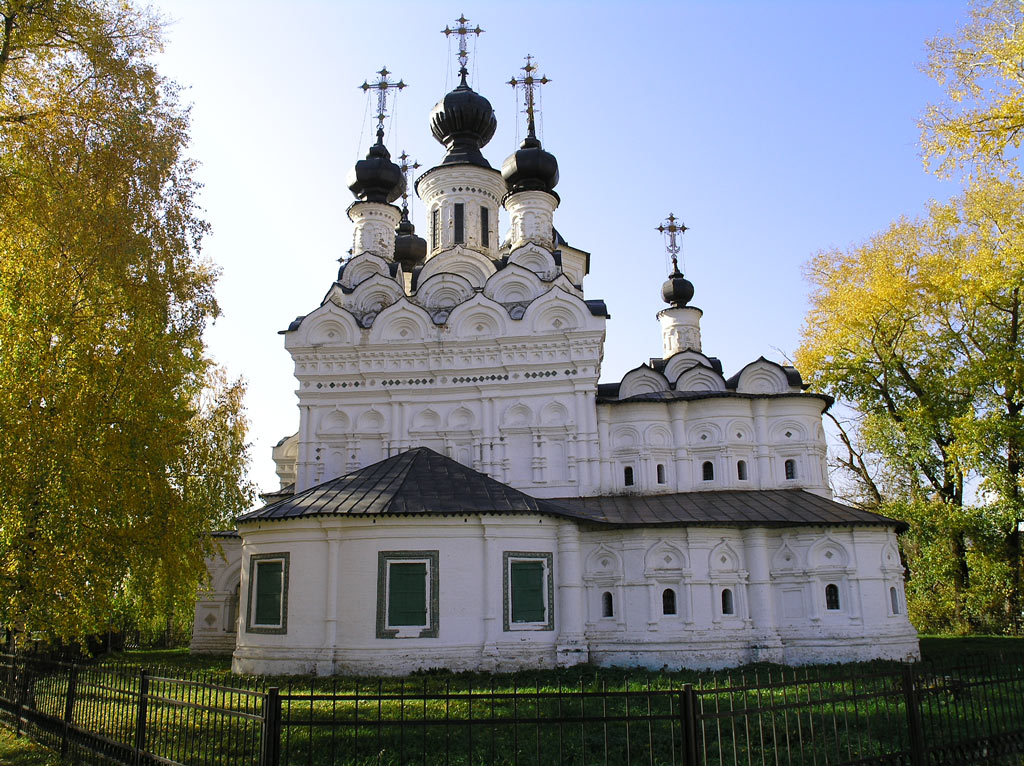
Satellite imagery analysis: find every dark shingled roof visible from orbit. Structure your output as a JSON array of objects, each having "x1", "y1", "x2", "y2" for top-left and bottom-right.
[
  {"x1": 238, "y1": 447, "x2": 595, "y2": 524},
  {"x1": 239, "y1": 447, "x2": 904, "y2": 532},
  {"x1": 553, "y1": 490, "x2": 905, "y2": 531}
]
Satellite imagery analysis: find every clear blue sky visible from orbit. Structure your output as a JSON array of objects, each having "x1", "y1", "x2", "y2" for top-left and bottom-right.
[{"x1": 152, "y1": 1, "x2": 967, "y2": 494}]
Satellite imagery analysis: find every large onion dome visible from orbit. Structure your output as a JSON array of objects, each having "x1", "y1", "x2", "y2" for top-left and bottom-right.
[
  {"x1": 662, "y1": 266, "x2": 695, "y2": 308},
  {"x1": 347, "y1": 132, "x2": 405, "y2": 203},
  {"x1": 393, "y1": 210, "x2": 427, "y2": 271},
  {"x1": 502, "y1": 133, "x2": 559, "y2": 196},
  {"x1": 429, "y1": 81, "x2": 498, "y2": 168}
]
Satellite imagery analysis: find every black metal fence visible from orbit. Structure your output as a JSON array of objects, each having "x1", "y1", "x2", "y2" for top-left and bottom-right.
[{"x1": 2, "y1": 652, "x2": 1023, "y2": 765}]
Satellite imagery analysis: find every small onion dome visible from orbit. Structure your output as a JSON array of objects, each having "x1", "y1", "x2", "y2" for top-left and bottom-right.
[
  {"x1": 502, "y1": 133, "x2": 559, "y2": 196},
  {"x1": 662, "y1": 267, "x2": 695, "y2": 308},
  {"x1": 393, "y1": 210, "x2": 427, "y2": 270},
  {"x1": 429, "y1": 83, "x2": 498, "y2": 168},
  {"x1": 346, "y1": 134, "x2": 405, "y2": 203}
]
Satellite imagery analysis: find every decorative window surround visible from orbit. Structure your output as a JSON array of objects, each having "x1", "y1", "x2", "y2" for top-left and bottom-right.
[
  {"x1": 376, "y1": 551, "x2": 439, "y2": 638},
  {"x1": 246, "y1": 552, "x2": 289, "y2": 634},
  {"x1": 503, "y1": 551, "x2": 554, "y2": 632}
]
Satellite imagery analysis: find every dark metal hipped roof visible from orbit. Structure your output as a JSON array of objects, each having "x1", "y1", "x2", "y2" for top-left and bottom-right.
[
  {"x1": 553, "y1": 490, "x2": 906, "y2": 531},
  {"x1": 238, "y1": 447, "x2": 595, "y2": 523}
]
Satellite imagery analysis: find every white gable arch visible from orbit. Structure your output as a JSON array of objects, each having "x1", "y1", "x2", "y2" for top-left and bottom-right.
[
  {"x1": 349, "y1": 274, "x2": 405, "y2": 318},
  {"x1": 644, "y1": 540, "x2": 689, "y2": 574},
  {"x1": 808, "y1": 536, "x2": 850, "y2": 569},
  {"x1": 585, "y1": 545, "x2": 624, "y2": 578},
  {"x1": 483, "y1": 264, "x2": 546, "y2": 305},
  {"x1": 611, "y1": 425, "x2": 641, "y2": 450},
  {"x1": 448, "y1": 406, "x2": 476, "y2": 430},
  {"x1": 446, "y1": 296, "x2": 510, "y2": 337},
  {"x1": 508, "y1": 242, "x2": 557, "y2": 277},
  {"x1": 726, "y1": 420, "x2": 755, "y2": 443},
  {"x1": 675, "y1": 365, "x2": 727, "y2": 393},
  {"x1": 688, "y1": 422, "x2": 723, "y2": 446},
  {"x1": 292, "y1": 303, "x2": 361, "y2": 348},
  {"x1": 368, "y1": 301, "x2": 433, "y2": 344},
  {"x1": 414, "y1": 272, "x2": 476, "y2": 313},
  {"x1": 709, "y1": 539, "x2": 743, "y2": 573},
  {"x1": 418, "y1": 246, "x2": 496, "y2": 289},
  {"x1": 663, "y1": 351, "x2": 715, "y2": 384},
  {"x1": 411, "y1": 408, "x2": 441, "y2": 431},
  {"x1": 644, "y1": 424, "x2": 673, "y2": 448},
  {"x1": 356, "y1": 408, "x2": 386, "y2": 433},
  {"x1": 540, "y1": 401, "x2": 570, "y2": 426},
  {"x1": 771, "y1": 420, "x2": 808, "y2": 443},
  {"x1": 771, "y1": 536, "x2": 802, "y2": 571},
  {"x1": 501, "y1": 402, "x2": 534, "y2": 428},
  {"x1": 317, "y1": 409, "x2": 351, "y2": 435},
  {"x1": 618, "y1": 366, "x2": 670, "y2": 399},
  {"x1": 735, "y1": 359, "x2": 791, "y2": 394},
  {"x1": 340, "y1": 252, "x2": 391, "y2": 289},
  {"x1": 522, "y1": 290, "x2": 591, "y2": 335}
]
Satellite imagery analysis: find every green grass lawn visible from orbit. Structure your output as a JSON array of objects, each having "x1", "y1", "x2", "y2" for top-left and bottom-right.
[
  {"x1": 0, "y1": 726, "x2": 64, "y2": 766},
  {"x1": 9, "y1": 636, "x2": 1024, "y2": 766}
]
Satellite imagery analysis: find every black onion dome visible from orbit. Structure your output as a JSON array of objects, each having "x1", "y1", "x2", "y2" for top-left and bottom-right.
[
  {"x1": 502, "y1": 134, "x2": 559, "y2": 195},
  {"x1": 429, "y1": 83, "x2": 497, "y2": 168},
  {"x1": 346, "y1": 136, "x2": 406, "y2": 203},
  {"x1": 662, "y1": 267, "x2": 694, "y2": 308},
  {"x1": 393, "y1": 211, "x2": 427, "y2": 270}
]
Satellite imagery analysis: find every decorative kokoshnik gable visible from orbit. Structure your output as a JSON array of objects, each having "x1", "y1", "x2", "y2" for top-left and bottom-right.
[{"x1": 191, "y1": 14, "x2": 919, "y2": 675}]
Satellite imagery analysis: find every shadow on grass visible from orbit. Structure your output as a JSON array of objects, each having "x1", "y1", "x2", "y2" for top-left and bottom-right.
[{"x1": 0, "y1": 726, "x2": 63, "y2": 766}]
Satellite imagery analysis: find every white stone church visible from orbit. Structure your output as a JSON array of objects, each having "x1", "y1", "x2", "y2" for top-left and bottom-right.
[{"x1": 191, "y1": 28, "x2": 919, "y2": 676}]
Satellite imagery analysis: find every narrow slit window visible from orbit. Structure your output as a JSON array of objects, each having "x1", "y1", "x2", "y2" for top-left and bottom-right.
[
  {"x1": 721, "y1": 588, "x2": 734, "y2": 615},
  {"x1": 602, "y1": 591, "x2": 614, "y2": 618},
  {"x1": 785, "y1": 459, "x2": 797, "y2": 480},
  {"x1": 889, "y1": 586, "x2": 900, "y2": 615},
  {"x1": 737, "y1": 460, "x2": 747, "y2": 481},
  {"x1": 656, "y1": 464, "x2": 666, "y2": 484},
  {"x1": 431, "y1": 208, "x2": 439, "y2": 250},
  {"x1": 702, "y1": 461, "x2": 714, "y2": 481},
  {"x1": 454, "y1": 203, "x2": 465, "y2": 244},
  {"x1": 662, "y1": 588, "x2": 677, "y2": 616},
  {"x1": 624, "y1": 466, "x2": 634, "y2": 486},
  {"x1": 480, "y1": 206, "x2": 489, "y2": 247},
  {"x1": 825, "y1": 583, "x2": 841, "y2": 611}
]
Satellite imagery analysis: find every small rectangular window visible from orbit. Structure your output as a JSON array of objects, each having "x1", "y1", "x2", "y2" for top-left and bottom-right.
[
  {"x1": 656, "y1": 464, "x2": 666, "y2": 484},
  {"x1": 432, "y1": 208, "x2": 439, "y2": 250},
  {"x1": 503, "y1": 551, "x2": 554, "y2": 631},
  {"x1": 246, "y1": 553, "x2": 289, "y2": 634},
  {"x1": 377, "y1": 551, "x2": 439, "y2": 638},
  {"x1": 454, "y1": 203, "x2": 464, "y2": 244},
  {"x1": 480, "y1": 206, "x2": 489, "y2": 247}
]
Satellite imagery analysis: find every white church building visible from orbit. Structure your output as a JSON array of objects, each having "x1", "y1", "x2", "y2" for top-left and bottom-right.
[{"x1": 191, "y1": 24, "x2": 919, "y2": 676}]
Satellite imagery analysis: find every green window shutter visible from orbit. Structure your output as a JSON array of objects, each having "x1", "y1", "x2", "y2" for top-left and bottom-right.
[
  {"x1": 255, "y1": 561, "x2": 283, "y2": 625},
  {"x1": 388, "y1": 562, "x2": 427, "y2": 626},
  {"x1": 511, "y1": 561, "x2": 545, "y2": 622}
]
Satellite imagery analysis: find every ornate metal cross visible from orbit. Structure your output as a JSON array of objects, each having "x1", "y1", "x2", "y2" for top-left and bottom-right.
[
  {"x1": 359, "y1": 67, "x2": 406, "y2": 138},
  {"x1": 657, "y1": 213, "x2": 688, "y2": 273},
  {"x1": 508, "y1": 54, "x2": 550, "y2": 137},
  {"x1": 442, "y1": 14, "x2": 484, "y2": 83},
  {"x1": 397, "y1": 151, "x2": 420, "y2": 211}
]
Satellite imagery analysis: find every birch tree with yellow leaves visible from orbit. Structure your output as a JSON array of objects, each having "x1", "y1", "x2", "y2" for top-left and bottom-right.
[
  {"x1": 0, "y1": 1, "x2": 253, "y2": 644},
  {"x1": 797, "y1": 176, "x2": 1024, "y2": 633},
  {"x1": 921, "y1": 0, "x2": 1024, "y2": 175}
]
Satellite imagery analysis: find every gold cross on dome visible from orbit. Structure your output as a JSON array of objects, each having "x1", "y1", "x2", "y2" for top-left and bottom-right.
[
  {"x1": 442, "y1": 14, "x2": 484, "y2": 83},
  {"x1": 656, "y1": 213, "x2": 688, "y2": 272},
  {"x1": 359, "y1": 67, "x2": 406, "y2": 137},
  {"x1": 508, "y1": 54, "x2": 550, "y2": 137}
]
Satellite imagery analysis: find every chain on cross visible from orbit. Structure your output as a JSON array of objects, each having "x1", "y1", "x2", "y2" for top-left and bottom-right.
[
  {"x1": 397, "y1": 151, "x2": 420, "y2": 212},
  {"x1": 360, "y1": 67, "x2": 406, "y2": 139},
  {"x1": 657, "y1": 213, "x2": 688, "y2": 273},
  {"x1": 508, "y1": 54, "x2": 550, "y2": 138},
  {"x1": 442, "y1": 14, "x2": 484, "y2": 84}
]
